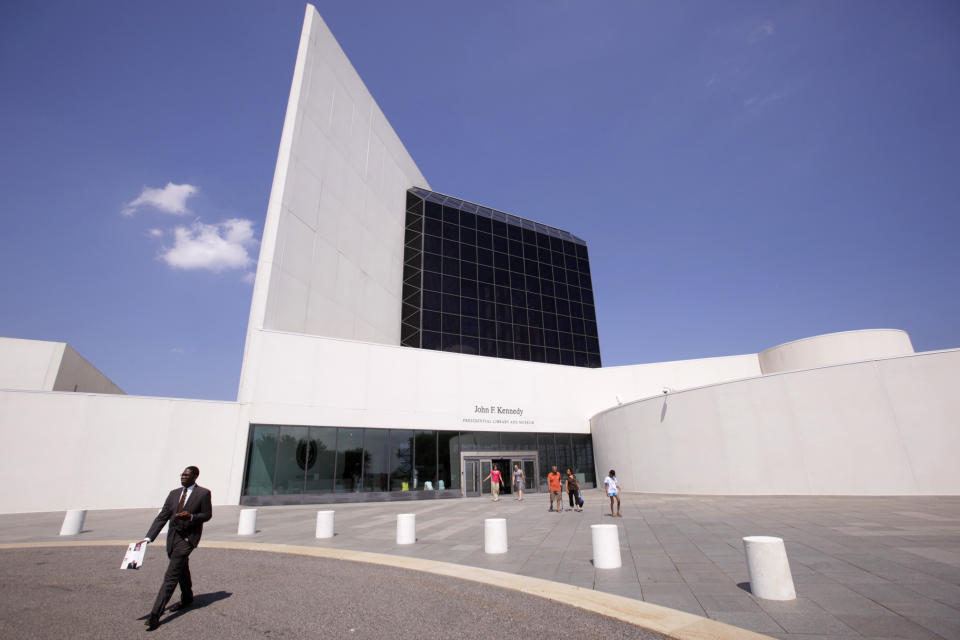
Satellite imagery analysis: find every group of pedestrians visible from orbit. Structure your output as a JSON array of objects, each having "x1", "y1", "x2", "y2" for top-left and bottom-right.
[
  {"x1": 482, "y1": 463, "x2": 528, "y2": 502},
  {"x1": 547, "y1": 465, "x2": 583, "y2": 512},
  {"x1": 483, "y1": 463, "x2": 623, "y2": 517}
]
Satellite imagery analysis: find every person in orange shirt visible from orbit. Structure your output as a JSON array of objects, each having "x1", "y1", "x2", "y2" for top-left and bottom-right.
[{"x1": 547, "y1": 466, "x2": 563, "y2": 512}]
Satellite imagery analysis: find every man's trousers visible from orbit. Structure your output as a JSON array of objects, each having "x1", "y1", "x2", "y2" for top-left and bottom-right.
[{"x1": 151, "y1": 534, "x2": 194, "y2": 616}]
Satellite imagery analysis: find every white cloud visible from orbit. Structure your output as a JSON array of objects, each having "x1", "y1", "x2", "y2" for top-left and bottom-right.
[
  {"x1": 160, "y1": 218, "x2": 257, "y2": 272},
  {"x1": 170, "y1": 347, "x2": 185, "y2": 354},
  {"x1": 123, "y1": 183, "x2": 198, "y2": 216},
  {"x1": 748, "y1": 22, "x2": 775, "y2": 43},
  {"x1": 241, "y1": 271, "x2": 256, "y2": 284},
  {"x1": 147, "y1": 228, "x2": 163, "y2": 237}
]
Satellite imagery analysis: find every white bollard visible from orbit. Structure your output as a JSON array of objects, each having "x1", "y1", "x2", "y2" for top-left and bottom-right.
[
  {"x1": 742, "y1": 536, "x2": 796, "y2": 600},
  {"x1": 316, "y1": 510, "x2": 335, "y2": 539},
  {"x1": 59, "y1": 509, "x2": 86, "y2": 536},
  {"x1": 591, "y1": 524, "x2": 622, "y2": 569},
  {"x1": 237, "y1": 508, "x2": 258, "y2": 536},
  {"x1": 396, "y1": 513, "x2": 416, "y2": 545},
  {"x1": 484, "y1": 518, "x2": 508, "y2": 554}
]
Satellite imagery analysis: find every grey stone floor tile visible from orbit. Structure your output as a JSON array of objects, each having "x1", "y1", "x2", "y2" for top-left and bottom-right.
[
  {"x1": 598, "y1": 584, "x2": 645, "y2": 601},
  {"x1": 686, "y1": 582, "x2": 753, "y2": 597},
  {"x1": 755, "y1": 597, "x2": 827, "y2": 615},
  {"x1": 880, "y1": 599, "x2": 960, "y2": 620},
  {"x1": 695, "y1": 593, "x2": 764, "y2": 613},
  {"x1": 834, "y1": 614, "x2": 948, "y2": 640},
  {"x1": 678, "y1": 571, "x2": 731, "y2": 583},
  {"x1": 907, "y1": 615, "x2": 960, "y2": 640},
  {"x1": 769, "y1": 611, "x2": 858, "y2": 635},
  {"x1": 904, "y1": 581, "x2": 960, "y2": 606},
  {"x1": 635, "y1": 569, "x2": 683, "y2": 583},
  {"x1": 847, "y1": 583, "x2": 939, "y2": 603},
  {"x1": 806, "y1": 595, "x2": 896, "y2": 615},
  {"x1": 795, "y1": 582, "x2": 861, "y2": 598},
  {"x1": 707, "y1": 611, "x2": 784, "y2": 633}
]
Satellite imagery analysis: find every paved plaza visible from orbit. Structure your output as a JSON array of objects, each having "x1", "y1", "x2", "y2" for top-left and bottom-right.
[{"x1": 2, "y1": 492, "x2": 959, "y2": 639}]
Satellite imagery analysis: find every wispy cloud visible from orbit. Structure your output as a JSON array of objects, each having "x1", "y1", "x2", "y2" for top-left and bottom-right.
[
  {"x1": 241, "y1": 271, "x2": 256, "y2": 284},
  {"x1": 160, "y1": 218, "x2": 257, "y2": 272},
  {"x1": 170, "y1": 347, "x2": 185, "y2": 354},
  {"x1": 744, "y1": 90, "x2": 788, "y2": 109},
  {"x1": 147, "y1": 228, "x2": 163, "y2": 237},
  {"x1": 123, "y1": 183, "x2": 197, "y2": 216},
  {"x1": 748, "y1": 22, "x2": 775, "y2": 43}
]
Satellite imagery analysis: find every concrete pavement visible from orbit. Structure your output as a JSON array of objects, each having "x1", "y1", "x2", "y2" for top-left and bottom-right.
[{"x1": 2, "y1": 491, "x2": 959, "y2": 639}]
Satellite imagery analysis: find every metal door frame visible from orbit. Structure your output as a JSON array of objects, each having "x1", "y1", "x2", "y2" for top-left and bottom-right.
[{"x1": 461, "y1": 451, "x2": 539, "y2": 497}]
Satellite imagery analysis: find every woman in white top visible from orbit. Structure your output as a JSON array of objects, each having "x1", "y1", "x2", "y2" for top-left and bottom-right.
[{"x1": 602, "y1": 469, "x2": 621, "y2": 517}]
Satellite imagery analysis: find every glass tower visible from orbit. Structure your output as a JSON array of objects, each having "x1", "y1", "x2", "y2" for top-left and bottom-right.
[{"x1": 401, "y1": 188, "x2": 601, "y2": 368}]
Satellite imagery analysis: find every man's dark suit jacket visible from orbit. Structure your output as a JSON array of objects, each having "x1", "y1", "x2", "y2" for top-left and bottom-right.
[{"x1": 145, "y1": 485, "x2": 213, "y2": 554}]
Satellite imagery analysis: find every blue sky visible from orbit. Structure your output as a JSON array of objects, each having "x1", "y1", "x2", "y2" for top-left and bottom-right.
[{"x1": 1, "y1": 1, "x2": 957, "y2": 401}]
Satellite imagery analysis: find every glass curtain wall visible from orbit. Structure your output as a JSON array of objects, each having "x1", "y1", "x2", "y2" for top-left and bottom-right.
[
  {"x1": 243, "y1": 426, "x2": 588, "y2": 498},
  {"x1": 402, "y1": 188, "x2": 601, "y2": 368}
]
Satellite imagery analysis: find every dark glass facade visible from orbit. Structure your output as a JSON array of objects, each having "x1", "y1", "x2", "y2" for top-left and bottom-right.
[
  {"x1": 402, "y1": 188, "x2": 601, "y2": 368},
  {"x1": 242, "y1": 425, "x2": 594, "y2": 504}
]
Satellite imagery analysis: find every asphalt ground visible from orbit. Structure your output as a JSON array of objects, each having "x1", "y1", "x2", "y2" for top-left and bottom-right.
[{"x1": 0, "y1": 546, "x2": 668, "y2": 640}]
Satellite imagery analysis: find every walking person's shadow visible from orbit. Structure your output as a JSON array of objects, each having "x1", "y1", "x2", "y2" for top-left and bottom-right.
[{"x1": 139, "y1": 591, "x2": 232, "y2": 628}]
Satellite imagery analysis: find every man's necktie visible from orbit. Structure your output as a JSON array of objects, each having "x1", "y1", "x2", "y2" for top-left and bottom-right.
[{"x1": 177, "y1": 489, "x2": 187, "y2": 512}]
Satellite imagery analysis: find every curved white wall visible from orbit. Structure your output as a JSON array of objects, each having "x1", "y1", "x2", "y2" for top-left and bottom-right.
[
  {"x1": 591, "y1": 349, "x2": 960, "y2": 495},
  {"x1": 758, "y1": 329, "x2": 913, "y2": 374}
]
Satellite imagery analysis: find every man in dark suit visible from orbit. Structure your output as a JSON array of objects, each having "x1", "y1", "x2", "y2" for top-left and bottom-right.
[{"x1": 140, "y1": 466, "x2": 213, "y2": 630}]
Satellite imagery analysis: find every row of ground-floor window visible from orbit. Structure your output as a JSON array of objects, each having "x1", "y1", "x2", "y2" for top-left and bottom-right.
[{"x1": 242, "y1": 425, "x2": 595, "y2": 505}]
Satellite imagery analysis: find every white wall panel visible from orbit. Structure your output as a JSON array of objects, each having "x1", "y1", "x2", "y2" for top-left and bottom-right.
[
  {"x1": 0, "y1": 391, "x2": 245, "y2": 514},
  {"x1": 592, "y1": 349, "x2": 960, "y2": 495},
  {"x1": 243, "y1": 329, "x2": 759, "y2": 438},
  {"x1": 239, "y1": 5, "x2": 430, "y2": 404},
  {"x1": 0, "y1": 338, "x2": 64, "y2": 391},
  {"x1": 759, "y1": 329, "x2": 914, "y2": 374}
]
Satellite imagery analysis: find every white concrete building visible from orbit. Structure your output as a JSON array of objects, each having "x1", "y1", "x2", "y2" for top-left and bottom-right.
[{"x1": 1, "y1": 5, "x2": 957, "y2": 514}]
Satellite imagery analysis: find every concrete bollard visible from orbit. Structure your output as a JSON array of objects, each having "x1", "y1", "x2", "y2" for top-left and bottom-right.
[
  {"x1": 742, "y1": 536, "x2": 796, "y2": 600},
  {"x1": 591, "y1": 524, "x2": 622, "y2": 569},
  {"x1": 396, "y1": 513, "x2": 416, "y2": 545},
  {"x1": 59, "y1": 509, "x2": 86, "y2": 536},
  {"x1": 316, "y1": 510, "x2": 335, "y2": 539},
  {"x1": 237, "y1": 508, "x2": 258, "y2": 536},
  {"x1": 484, "y1": 518, "x2": 508, "y2": 554}
]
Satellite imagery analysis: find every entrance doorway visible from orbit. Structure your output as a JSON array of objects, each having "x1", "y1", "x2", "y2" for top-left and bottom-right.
[{"x1": 462, "y1": 451, "x2": 538, "y2": 497}]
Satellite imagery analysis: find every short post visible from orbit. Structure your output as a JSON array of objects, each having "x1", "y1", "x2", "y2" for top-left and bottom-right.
[
  {"x1": 742, "y1": 536, "x2": 796, "y2": 600},
  {"x1": 59, "y1": 509, "x2": 86, "y2": 536},
  {"x1": 316, "y1": 510, "x2": 335, "y2": 539},
  {"x1": 396, "y1": 513, "x2": 416, "y2": 545},
  {"x1": 484, "y1": 518, "x2": 508, "y2": 554},
  {"x1": 591, "y1": 524, "x2": 622, "y2": 569},
  {"x1": 237, "y1": 508, "x2": 258, "y2": 536}
]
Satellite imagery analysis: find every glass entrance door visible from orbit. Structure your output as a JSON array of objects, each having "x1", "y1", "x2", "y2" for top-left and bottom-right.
[
  {"x1": 462, "y1": 452, "x2": 538, "y2": 497},
  {"x1": 464, "y1": 460, "x2": 479, "y2": 496}
]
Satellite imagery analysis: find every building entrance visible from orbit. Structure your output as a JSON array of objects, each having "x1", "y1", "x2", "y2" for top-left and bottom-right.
[{"x1": 462, "y1": 452, "x2": 538, "y2": 497}]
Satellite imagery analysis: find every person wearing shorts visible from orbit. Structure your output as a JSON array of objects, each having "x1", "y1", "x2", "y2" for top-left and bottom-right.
[
  {"x1": 603, "y1": 469, "x2": 621, "y2": 517},
  {"x1": 547, "y1": 466, "x2": 563, "y2": 512}
]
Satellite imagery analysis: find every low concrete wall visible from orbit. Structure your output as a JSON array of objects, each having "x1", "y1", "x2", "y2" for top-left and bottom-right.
[
  {"x1": 591, "y1": 349, "x2": 960, "y2": 495},
  {"x1": 0, "y1": 390, "x2": 247, "y2": 514}
]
